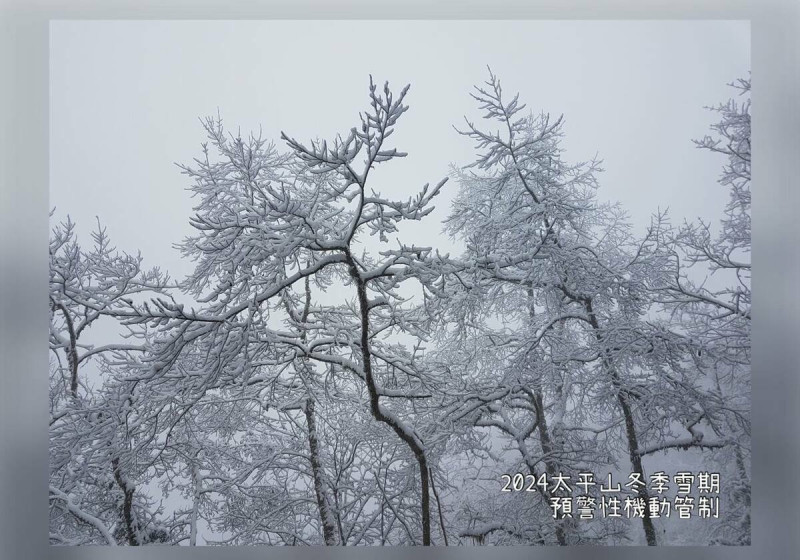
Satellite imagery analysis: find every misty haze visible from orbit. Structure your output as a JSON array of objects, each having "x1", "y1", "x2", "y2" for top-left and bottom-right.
[{"x1": 48, "y1": 21, "x2": 750, "y2": 546}]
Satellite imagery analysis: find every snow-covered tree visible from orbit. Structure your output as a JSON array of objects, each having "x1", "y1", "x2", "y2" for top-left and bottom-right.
[
  {"x1": 427, "y1": 70, "x2": 735, "y2": 546},
  {"x1": 48, "y1": 216, "x2": 172, "y2": 545},
  {"x1": 648, "y1": 77, "x2": 751, "y2": 545},
  {"x1": 111, "y1": 77, "x2": 449, "y2": 545},
  {"x1": 48, "y1": 70, "x2": 751, "y2": 548}
]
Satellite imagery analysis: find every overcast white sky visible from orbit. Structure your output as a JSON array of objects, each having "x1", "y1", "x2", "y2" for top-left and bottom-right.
[
  {"x1": 47, "y1": 22, "x2": 750, "y2": 543},
  {"x1": 50, "y1": 20, "x2": 750, "y2": 282}
]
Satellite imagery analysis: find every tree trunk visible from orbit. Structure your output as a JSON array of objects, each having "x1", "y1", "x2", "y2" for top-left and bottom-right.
[
  {"x1": 51, "y1": 299, "x2": 79, "y2": 399},
  {"x1": 526, "y1": 289, "x2": 568, "y2": 545},
  {"x1": 584, "y1": 298, "x2": 657, "y2": 546},
  {"x1": 111, "y1": 457, "x2": 138, "y2": 546},
  {"x1": 346, "y1": 251, "x2": 431, "y2": 545},
  {"x1": 295, "y1": 275, "x2": 339, "y2": 545},
  {"x1": 305, "y1": 397, "x2": 339, "y2": 545}
]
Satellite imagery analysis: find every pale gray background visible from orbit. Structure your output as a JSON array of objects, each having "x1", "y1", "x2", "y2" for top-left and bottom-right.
[
  {"x1": 49, "y1": 22, "x2": 751, "y2": 546},
  {"x1": 1, "y1": 1, "x2": 797, "y2": 559},
  {"x1": 50, "y1": 20, "x2": 748, "y2": 283}
]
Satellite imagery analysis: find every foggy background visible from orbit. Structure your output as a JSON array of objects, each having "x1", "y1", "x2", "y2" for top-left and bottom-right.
[
  {"x1": 45, "y1": 19, "x2": 751, "y2": 547},
  {"x1": 3, "y1": 0, "x2": 795, "y2": 553},
  {"x1": 50, "y1": 20, "x2": 750, "y2": 282}
]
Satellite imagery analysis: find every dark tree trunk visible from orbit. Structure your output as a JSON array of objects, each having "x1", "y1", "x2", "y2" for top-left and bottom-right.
[
  {"x1": 526, "y1": 288, "x2": 568, "y2": 545},
  {"x1": 111, "y1": 457, "x2": 138, "y2": 546},
  {"x1": 345, "y1": 251, "x2": 431, "y2": 546},
  {"x1": 296, "y1": 275, "x2": 339, "y2": 545},
  {"x1": 531, "y1": 390, "x2": 569, "y2": 545},
  {"x1": 305, "y1": 398, "x2": 338, "y2": 545},
  {"x1": 584, "y1": 298, "x2": 657, "y2": 546},
  {"x1": 51, "y1": 299, "x2": 79, "y2": 399}
]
